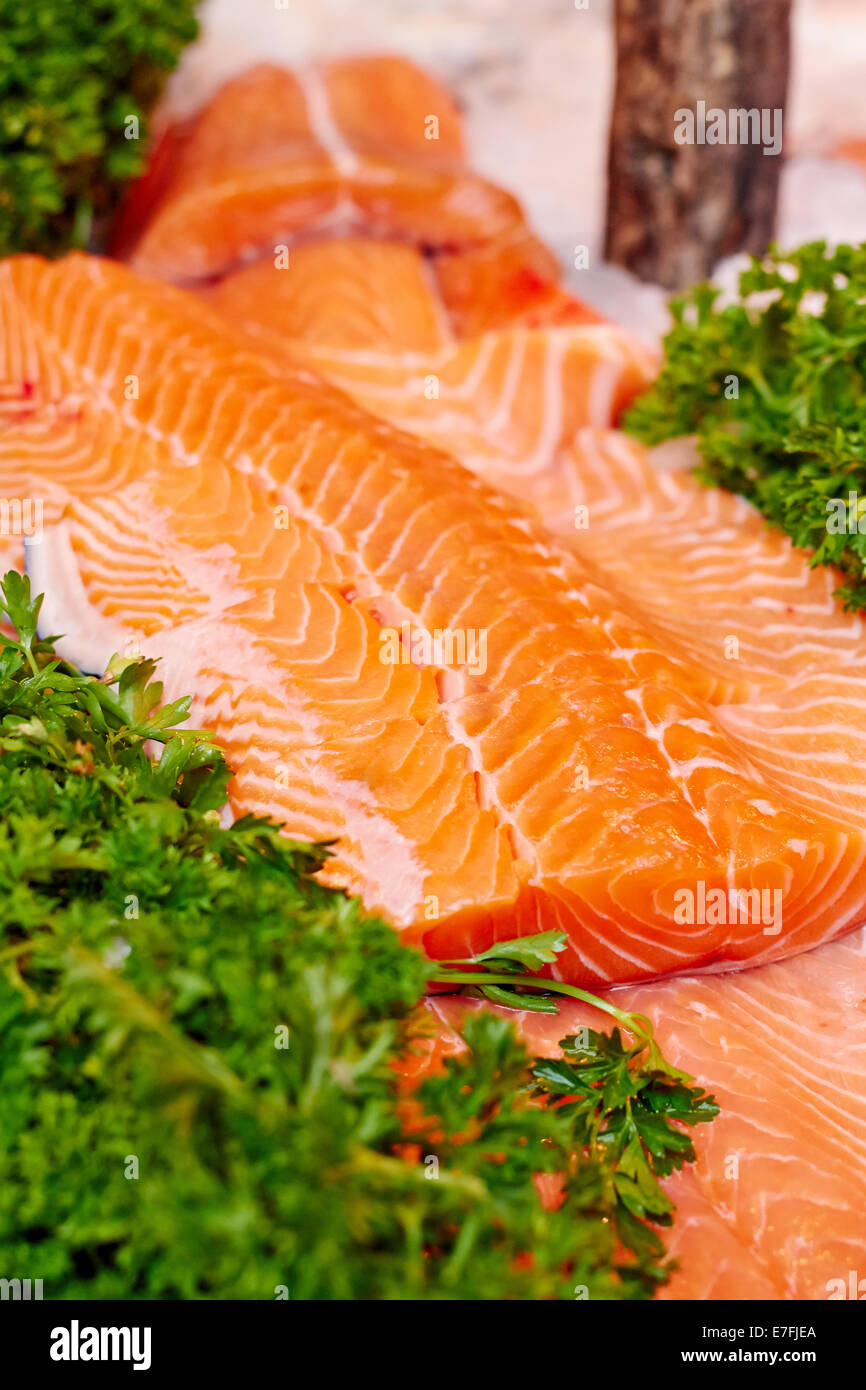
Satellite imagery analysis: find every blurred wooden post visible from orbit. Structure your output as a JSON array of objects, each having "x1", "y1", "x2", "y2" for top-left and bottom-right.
[{"x1": 605, "y1": 0, "x2": 792, "y2": 289}]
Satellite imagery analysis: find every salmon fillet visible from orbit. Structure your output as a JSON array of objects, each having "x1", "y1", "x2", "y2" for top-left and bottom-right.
[
  {"x1": 5, "y1": 252, "x2": 866, "y2": 989},
  {"x1": 202, "y1": 232, "x2": 604, "y2": 344},
  {"x1": 204, "y1": 240, "x2": 454, "y2": 356},
  {"x1": 121, "y1": 59, "x2": 521, "y2": 282},
  {"x1": 202, "y1": 241, "x2": 866, "y2": 834},
  {"x1": 118, "y1": 57, "x2": 599, "y2": 339}
]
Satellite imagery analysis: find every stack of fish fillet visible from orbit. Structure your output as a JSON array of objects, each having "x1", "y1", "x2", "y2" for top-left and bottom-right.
[{"x1": 2, "y1": 56, "x2": 865, "y2": 1299}]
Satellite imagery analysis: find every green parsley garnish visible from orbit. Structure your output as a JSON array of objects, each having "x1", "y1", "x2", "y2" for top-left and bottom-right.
[
  {"x1": 0, "y1": 0, "x2": 199, "y2": 256},
  {"x1": 0, "y1": 574, "x2": 717, "y2": 1299},
  {"x1": 624, "y1": 240, "x2": 866, "y2": 610}
]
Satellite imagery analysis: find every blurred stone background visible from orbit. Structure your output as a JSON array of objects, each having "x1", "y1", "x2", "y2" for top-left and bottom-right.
[{"x1": 169, "y1": 0, "x2": 866, "y2": 328}]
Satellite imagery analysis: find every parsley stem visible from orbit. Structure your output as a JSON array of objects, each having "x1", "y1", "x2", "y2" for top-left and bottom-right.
[
  {"x1": 0, "y1": 940, "x2": 43, "y2": 964},
  {"x1": 429, "y1": 968, "x2": 651, "y2": 1041}
]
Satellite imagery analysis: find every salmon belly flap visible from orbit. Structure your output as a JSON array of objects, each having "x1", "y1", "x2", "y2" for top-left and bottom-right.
[{"x1": 3, "y1": 252, "x2": 866, "y2": 989}]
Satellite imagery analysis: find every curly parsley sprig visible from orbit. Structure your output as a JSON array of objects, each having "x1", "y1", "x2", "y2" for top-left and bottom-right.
[
  {"x1": 624, "y1": 241, "x2": 866, "y2": 610},
  {"x1": 0, "y1": 0, "x2": 199, "y2": 256}
]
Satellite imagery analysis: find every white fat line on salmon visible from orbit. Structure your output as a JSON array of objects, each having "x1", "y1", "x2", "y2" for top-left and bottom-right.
[
  {"x1": 740, "y1": 764, "x2": 866, "y2": 829},
  {"x1": 523, "y1": 339, "x2": 571, "y2": 475},
  {"x1": 309, "y1": 346, "x2": 439, "y2": 371},
  {"x1": 673, "y1": 881, "x2": 783, "y2": 935},
  {"x1": 295, "y1": 66, "x2": 360, "y2": 178},
  {"x1": 483, "y1": 335, "x2": 531, "y2": 438},
  {"x1": 621, "y1": 684, "x2": 714, "y2": 832},
  {"x1": 586, "y1": 351, "x2": 625, "y2": 432},
  {"x1": 331, "y1": 349, "x2": 490, "y2": 406},
  {"x1": 748, "y1": 590, "x2": 854, "y2": 618},
  {"x1": 445, "y1": 333, "x2": 499, "y2": 400},
  {"x1": 576, "y1": 429, "x2": 628, "y2": 516},
  {"x1": 379, "y1": 622, "x2": 487, "y2": 676},
  {"x1": 418, "y1": 254, "x2": 457, "y2": 348},
  {"x1": 736, "y1": 668, "x2": 866, "y2": 703}
]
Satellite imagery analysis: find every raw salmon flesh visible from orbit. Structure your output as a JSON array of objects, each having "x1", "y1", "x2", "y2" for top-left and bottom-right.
[{"x1": 2, "y1": 55, "x2": 865, "y2": 1300}]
